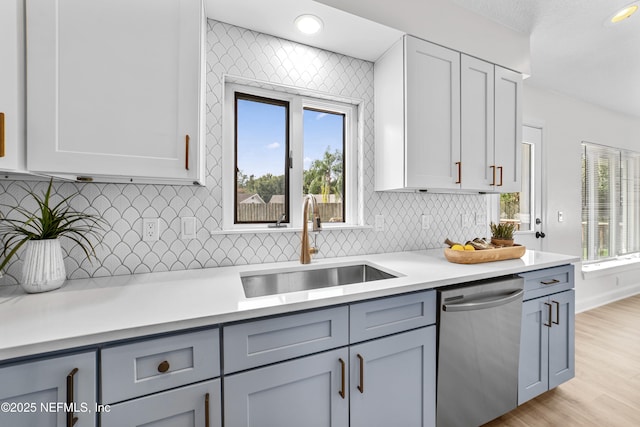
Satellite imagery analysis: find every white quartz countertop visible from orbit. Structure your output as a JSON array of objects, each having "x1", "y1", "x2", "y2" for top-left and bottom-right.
[{"x1": 0, "y1": 249, "x2": 579, "y2": 362}]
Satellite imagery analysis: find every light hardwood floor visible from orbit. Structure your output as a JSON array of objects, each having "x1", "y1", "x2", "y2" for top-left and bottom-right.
[{"x1": 485, "y1": 294, "x2": 640, "y2": 427}]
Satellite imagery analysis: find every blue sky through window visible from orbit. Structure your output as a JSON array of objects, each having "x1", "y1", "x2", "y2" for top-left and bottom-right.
[{"x1": 237, "y1": 99, "x2": 344, "y2": 178}]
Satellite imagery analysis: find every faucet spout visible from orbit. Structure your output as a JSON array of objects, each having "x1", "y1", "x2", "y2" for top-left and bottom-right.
[{"x1": 300, "y1": 194, "x2": 322, "y2": 264}]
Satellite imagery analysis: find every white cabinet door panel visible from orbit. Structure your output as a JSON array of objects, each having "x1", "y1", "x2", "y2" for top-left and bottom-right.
[
  {"x1": 405, "y1": 36, "x2": 461, "y2": 190},
  {"x1": 26, "y1": 0, "x2": 205, "y2": 184}
]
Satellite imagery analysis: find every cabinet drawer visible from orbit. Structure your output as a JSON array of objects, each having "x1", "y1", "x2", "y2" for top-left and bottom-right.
[
  {"x1": 350, "y1": 290, "x2": 436, "y2": 343},
  {"x1": 101, "y1": 328, "x2": 219, "y2": 404},
  {"x1": 101, "y1": 379, "x2": 221, "y2": 427},
  {"x1": 223, "y1": 306, "x2": 349, "y2": 374},
  {"x1": 519, "y1": 265, "x2": 574, "y2": 301}
]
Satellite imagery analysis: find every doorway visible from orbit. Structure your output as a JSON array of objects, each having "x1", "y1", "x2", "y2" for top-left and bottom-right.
[{"x1": 492, "y1": 124, "x2": 544, "y2": 251}]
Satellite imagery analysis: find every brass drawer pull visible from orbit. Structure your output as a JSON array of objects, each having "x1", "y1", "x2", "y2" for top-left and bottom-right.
[
  {"x1": 157, "y1": 360, "x2": 170, "y2": 373},
  {"x1": 552, "y1": 300, "x2": 560, "y2": 325},
  {"x1": 205, "y1": 392, "x2": 210, "y2": 427},
  {"x1": 544, "y1": 302, "x2": 552, "y2": 328},
  {"x1": 185, "y1": 134, "x2": 190, "y2": 170},
  {"x1": 66, "y1": 368, "x2": 79, "y2": 427},
  {"x1": 540, "y1": 279, "x2": 560, "y2": 285},
  {"x1": 498, "y1": 166, "x2": 504, "y2": 186},
  {"x1": 490, "y1": 165, "x2": 496, "y2": 186},
  {"x1": 455, "y1": 162, "x2": 462, "y2": 184},
  {"x1": 0, "y1": 112, "x2": 5, "y2": 157},
  {"x1": 338, "y1": 358, "x2": 346, "y2": 399},
  {"x1": 357, "y1": 354, "x2": 364, "y2": 394}
]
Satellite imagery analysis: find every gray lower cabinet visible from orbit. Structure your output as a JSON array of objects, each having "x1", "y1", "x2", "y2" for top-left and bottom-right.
[
  {"x1": 350, "y1": 326, "x2": 436, "y2": 427},
  {"x1": 224, "y1": 348, "x2": 350, "y2": 427},
  {"x1": 518, "y1": 289, "x2": 575, "y2": 404},
  {"x1": 0, "y1": 351, "x2": 96, "y2": 427},
  {"x1": 101, "y1": 379, "x2": 221, "y2": 427}
]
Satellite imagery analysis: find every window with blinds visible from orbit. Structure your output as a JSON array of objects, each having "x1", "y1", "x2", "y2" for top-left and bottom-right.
[{"x1": 582, "y1": 142, "x2": 640, "y2": 261}]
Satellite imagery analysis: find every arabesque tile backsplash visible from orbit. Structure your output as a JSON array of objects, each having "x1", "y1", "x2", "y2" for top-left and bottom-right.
[{"x1": 0, "y1": 20, "x2": 488, "y2": 286}]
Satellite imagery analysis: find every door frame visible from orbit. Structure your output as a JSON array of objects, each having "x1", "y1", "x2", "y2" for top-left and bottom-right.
[{"x1": 488, "y1": 120, "x2": 546, "y2": 251}]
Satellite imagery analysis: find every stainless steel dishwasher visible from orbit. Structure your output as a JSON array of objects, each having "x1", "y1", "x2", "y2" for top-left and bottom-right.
[{"x1": 436, "y1": 276, "x2": 524, "y2": 427}]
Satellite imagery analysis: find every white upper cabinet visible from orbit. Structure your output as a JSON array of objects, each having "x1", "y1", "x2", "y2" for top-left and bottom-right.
[
  {"x1": 26, "y1": 0, "x2": 206, "y2": 185},
  {"x1": 375, "y1": 35, "x2": 522, "y2": 193},
  {"x1": 0, "y1": 0, "x2": 26, "y2": 173},
  {"x1": 375, "y1": 36, "x2": 460, "y2": 191},
  {"x1": 495, "y1": 66, "x2": 523, "y2": 193}
]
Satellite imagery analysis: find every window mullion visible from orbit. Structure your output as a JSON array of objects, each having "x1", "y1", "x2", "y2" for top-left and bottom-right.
[{"x1": 290, "y1": 97, "x2": 304, "y2": 228}]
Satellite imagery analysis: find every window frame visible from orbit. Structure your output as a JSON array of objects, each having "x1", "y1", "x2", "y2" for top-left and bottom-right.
[
  {"x1": 222, "y1": 81, "x2": 359, "y2": 231},
  {"x1": 581, "y1": 141, "x2": 640, "y2": 262},
  {"x1": 234, "y1": 92, "x2": 291, "y2": 225}
]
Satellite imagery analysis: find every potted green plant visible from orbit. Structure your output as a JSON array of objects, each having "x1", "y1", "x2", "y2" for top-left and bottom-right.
[
  {"x1": 0, "y1": 179, "x2": 106, "y2": 293},
  {"x1": 490, "y1": 221, "x2": 516, "y2": 247}
]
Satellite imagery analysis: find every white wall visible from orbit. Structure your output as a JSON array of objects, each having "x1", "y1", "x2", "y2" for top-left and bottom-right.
[
  {"x1": 316, "y1": 0, "x2": 530, "y2": 74},
  {"x1": 523, "y1": 83, "x2": 640, "y2": 311},
  {"x1": 0, "y1": 20, "x2": 488, "y2": 285}
]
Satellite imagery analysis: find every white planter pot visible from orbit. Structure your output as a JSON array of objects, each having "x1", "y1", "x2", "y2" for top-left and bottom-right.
[{"x1": 20, "y1": 239, "x2": 66, "y2": 293}]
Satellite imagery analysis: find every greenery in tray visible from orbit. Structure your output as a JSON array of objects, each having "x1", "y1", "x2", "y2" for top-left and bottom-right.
[
  {"x1": 0, "y1": 179, "x2": 107, "y2": 272},
  {"x1": 490, "y1": 221, "x2": 516, "y2": 240}
]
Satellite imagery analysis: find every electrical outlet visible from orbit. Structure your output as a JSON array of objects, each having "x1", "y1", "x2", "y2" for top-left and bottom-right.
[
  {"x1": 475, "y1": 212, "x2": 487, "y2": 226},
  {"x1": 375, "y1": 215, "x2": 385, "y2": 232},
  {"x1": 142, "y1": 218, "x2": 160, "y2": 242},
  {"x1": 558, "y1": 211, "x2": 564, "y2": 223}
]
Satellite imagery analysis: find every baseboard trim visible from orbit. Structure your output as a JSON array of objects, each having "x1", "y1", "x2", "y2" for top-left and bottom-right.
[{"x1": 576, "y1": 284, "x2": 640, "y2": 313}]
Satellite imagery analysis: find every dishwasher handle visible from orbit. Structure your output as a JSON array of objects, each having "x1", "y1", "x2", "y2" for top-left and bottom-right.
[{"x1": 443, "y1": 289, "x2": 524, "y2": 312}]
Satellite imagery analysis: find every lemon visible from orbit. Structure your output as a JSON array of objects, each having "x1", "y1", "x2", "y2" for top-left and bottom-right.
[
  {"x1": 451, "y1": 244, "x2": 465, "y2": 251},
  {"x1": 464, "y1": 244, "x2": 476, "y2": 251}
]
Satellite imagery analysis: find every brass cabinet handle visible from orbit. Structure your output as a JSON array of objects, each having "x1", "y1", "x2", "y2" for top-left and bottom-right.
[
  {"x1": 540, "y1": 279, "x2": 560, "y2": 285},
  {"x1": 185, "y1": 134, "x2": 190, "y2": 170},
  {"x1": 498, "y1": 166, "x2": 504, "y2": 186},
  {"x1": 490, "y1": 165, "x2": 496, "y2": 186},
  {"x1": 544, "y1": 302, "x2": 552, "y2": 328},
  {"x1": 66, "y1": 368, "x2": 79, "y2": 427},
  {"x1": 157, "y1": 360, "x2": 170, "y2": 373},
  {"x1": 357, "y1": 354, "x2": 364, "y2": 394},
  {"x1": 205, "y1": 392, "x2": 210, "y2": 427},
  {"x1": 455, "y1": 162, "x2": 462, "y2": 184},
  {"x1": 338, "y1": 358, "x2": 346, "y2": 399},
  {"x1": 552, "y1": 300, "x2": 560, "y2": 325},
  {"x1": 0, "y1": 112, "x2": 5, "y2": 157}
]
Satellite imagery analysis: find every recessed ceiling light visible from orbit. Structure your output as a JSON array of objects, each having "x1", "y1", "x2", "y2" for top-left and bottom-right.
[
  {"x1": 295, "y1": 14, "x2": 323, "y2": 35},
  {"x1": 609, "y1": 3, "x2": 638, "y2": 24}
]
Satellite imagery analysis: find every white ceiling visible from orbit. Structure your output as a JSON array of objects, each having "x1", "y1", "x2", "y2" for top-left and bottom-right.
[
  {"x1": 205, "y1": 0, "x2": 403, "y2": 62},
  {"x1": 207, "y1": 0, "x2": 640, "y2": 118},
  {"x1": 451, "y1": 0, "x2": 640, "y2": 118}
]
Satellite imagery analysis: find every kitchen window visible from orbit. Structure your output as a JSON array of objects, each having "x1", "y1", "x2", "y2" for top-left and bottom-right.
[
  {"x1": 222, "y1": 82, "x2": 358, "y2": 231},
  {"x1": 582, "y1": 142, "x2": 640, "y2": 261}
]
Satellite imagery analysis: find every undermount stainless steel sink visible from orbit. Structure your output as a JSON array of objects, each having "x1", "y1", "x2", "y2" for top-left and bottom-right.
[{"x1": 241, "y1": 263, "x2": 397, "y2": 298}]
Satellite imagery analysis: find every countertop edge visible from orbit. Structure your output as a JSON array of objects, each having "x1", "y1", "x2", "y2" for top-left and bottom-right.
[{"x1": 0, "y1": 249, "x2": 580, "y2": 363}]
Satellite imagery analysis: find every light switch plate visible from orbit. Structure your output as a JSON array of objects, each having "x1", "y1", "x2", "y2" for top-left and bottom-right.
[
  {"x1": 181, "y1": 217, "x2": 197, "y2": 239},
  {"x1": 375, "y1": 215, "x2": 385, "y2": 231}
]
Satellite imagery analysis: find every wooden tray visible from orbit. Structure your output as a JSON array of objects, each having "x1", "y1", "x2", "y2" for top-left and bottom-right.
[{"x1": 444, "y1": 244, "x2": 526, "y2": 264}]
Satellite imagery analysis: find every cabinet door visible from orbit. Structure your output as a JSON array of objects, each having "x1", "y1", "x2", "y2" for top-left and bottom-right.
[
  {"x1": 548, "y1": 289, "x2": 575, "y2": 389},
  {"x1": 101, "y1": 379, "x2": 220, "y2": 427},
  {"x1": 350, "y1": 326, "x2": 436, "y2": 427},
  {"x1": 405, "y1": 36, "x2": 461, "y2": 190},
  {"x1": 518, "y1": 297, "x2": 550, "y2": 404},
  {"x1": 0, "y1": 351, "x2": 96, "y2": 427},
  {"x1": 26, "y1": 0, "x2": 205, "y2": 184},
  {"x1": 0, "y1": 0, "x2": 26, "y2": 173},
  {"x1": 224, "y1": 348, "x2": 349, "y2": 427},
  {"x1": 461, "y1": 55, "x2": 495, "y2": 191},
  {"x1": 494, "y1": 66, "x2": 522, "y2": 193}
]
